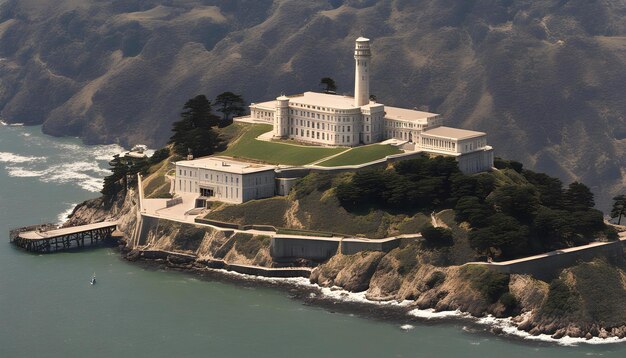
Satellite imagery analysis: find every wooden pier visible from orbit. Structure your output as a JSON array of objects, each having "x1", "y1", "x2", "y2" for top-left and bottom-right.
[{"x1": 10, "y1": 221, "x2": 119, "y2": 253}]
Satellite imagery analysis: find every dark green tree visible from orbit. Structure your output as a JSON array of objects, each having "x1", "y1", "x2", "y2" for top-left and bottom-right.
[
  {"x1": 523, "y1": 170, "x2": 563, "y2": 208},
  {"x1": 319, "y1": 77, "x2": 337, "y2": 93},
  {"x1": 469, "y1": 214, "x2": 530, "y2": 259},
  {"x1": 455, "y1": 196, "x2": 493, "y2": 228},
  {"x1": 101, "y1": 155, "x2": 129, "y2": 199},
  {"x1": 487, "y1": 184, "x2": 540, "y2": 223},
  {"x1": 563, "y1": 181, "x2": 595, "y2": 211},
  {"x1": 421, "y1": 225, "x2": 454, "y2": 247},
  {"x1": 610, "y1": 194, "x2": 626, "y2": 225},
  {"x1": 214, "y1": 92, "x2": 246, "y2": 123},
  {"x1": 168, "y1": 95, "x2": 221, "y2": 157}
]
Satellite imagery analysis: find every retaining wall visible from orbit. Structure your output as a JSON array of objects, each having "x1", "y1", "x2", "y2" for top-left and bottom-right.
[{"x1": 474, "y1": 239, "x2": 626, "y2": 280}]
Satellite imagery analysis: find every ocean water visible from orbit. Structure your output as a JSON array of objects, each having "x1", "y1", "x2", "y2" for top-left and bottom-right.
[{"x1": 1, "y1": 123, "x2": 625, "y2": 357}]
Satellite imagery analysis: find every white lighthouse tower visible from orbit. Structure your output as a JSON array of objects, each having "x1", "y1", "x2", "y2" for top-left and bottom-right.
[
  {"x1": 354, "y1": 37, "x2": 371, "y2": 107},
  {"x1": 273, "y1": 95, "x2": 289, "y2": 138}
]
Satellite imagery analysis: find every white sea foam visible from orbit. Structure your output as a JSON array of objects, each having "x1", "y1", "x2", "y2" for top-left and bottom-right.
[
  {"x1": 0, "y1": 120, "x2": 7, "y2": 126},
  {"x1": 92, "y1": 144, "x2": 126, "y2": 161},
  {"x1": 9, "y1": 123, "x2": 23, "y2": 126},
  {"x1": 5, "y1": 167, "x2": 45, "y2": 177},
  {"x1": 6, "y1": 160, "x2": 107, "y2": 192},
  {"x1": 57, "y1": 203, "x2": 77, "y2": 224},
  {"x1": 0, "y1": 152, "x2": 45, "y2": 163},
  {"x1": 474, "y1": 315, "x2": 626, "y2": 346},
  {"x1": 408, "y1": 308, "x2": 471, "y2": 320},
  {"x1": 204, "y1": 267, "x2": 626, "y2": 345}
]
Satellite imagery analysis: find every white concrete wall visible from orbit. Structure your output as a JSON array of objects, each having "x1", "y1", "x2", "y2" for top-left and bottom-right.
[
  {"x1": 457, "y1": 148, "x2": 494, "y2": 174},
  {"x1": 175, "y1": 164, "x2": 276, "y2": 204},
  {"x1": 285, "y1": 105, "x2": 361, "y2": 146}
]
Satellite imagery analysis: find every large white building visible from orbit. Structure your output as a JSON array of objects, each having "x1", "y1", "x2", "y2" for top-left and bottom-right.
[
  {"x1": 174, "y1": 37, "x2": 495, "y2": 206},
  {"x1": 175, "y1": 156, "x2": 275, "y2": 205},
  {"x1": 245, "y1": 37, "x2": 493, "y2": 173},
  {"x1": 250, "y1": 38, "x2": 443, "y2": 146}
]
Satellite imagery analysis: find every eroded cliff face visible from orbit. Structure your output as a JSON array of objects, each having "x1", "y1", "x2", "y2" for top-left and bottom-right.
[
  {"x1": 66, "y1": 187, "x2": 138, "y2": 237},
  {"x1": 65, "y1": 186, "x2": 626, "y2": 340},
  {"x1": 134, "y1": 218, "x2": 273, "y2": 267},
  {"x1": 309, "y1": 245, "x2": 626, "y2": 339}
]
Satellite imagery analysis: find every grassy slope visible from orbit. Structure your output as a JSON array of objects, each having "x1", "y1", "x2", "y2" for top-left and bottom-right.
[
  {"x1": 143, "y1": 154, "x2": 176, "y2": 198},
  {"x1": 220, "y1": 123, "x2": 345, "y2": 165},
  {"x1": 317, "y1": 144, "x2": 402, "y2": 167},
  {"x1": 204, "y1": 172, "x2": 433, "y2": 239}
]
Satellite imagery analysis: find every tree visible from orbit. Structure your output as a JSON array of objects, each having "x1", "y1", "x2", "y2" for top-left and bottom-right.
[
  {"x1": 421, "y1": 225, "x2": 454, "y2": 247},
  {"x1": 319, "y1": 77, "x2": 337, "y2": 93},
  {"x1": 487, "y1": 184, "x2": 540, "y2": 223},
  {"x1": 469, "y1": 214, "x2": 530, "y2": 259},
  {"x1": 563, "y1": 181, "x2": 594, "y2": 211},
  {"x1": 168, "y1": 95, "x2": 221, "y2": 157},
  {"x1": 523, "y1": 170, "x2": 563, "y2": 208},
  {"x1": 214, "y1": 92, "x2": 245, "y2": 123},
  {"x1": 610, "y1": 194, "x2": 626, "y2": 225},
  {"x1": 102, "y1": 155, "x2": 129, "y2": 199}
]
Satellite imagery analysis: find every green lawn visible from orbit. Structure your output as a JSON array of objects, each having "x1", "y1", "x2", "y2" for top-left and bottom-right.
[
  {"x1": 220, "y1": 124, "x2": 345, "y2": 165},
  {"x1": 317, "y1": 144, "x2": 402, "y2": 167}
]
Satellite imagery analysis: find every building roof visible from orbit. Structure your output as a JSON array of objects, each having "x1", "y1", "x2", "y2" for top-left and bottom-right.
[
  {"x1": 176, "y1": 156, "x2": 275, "y2": 174},
  {"x1": 421, "y1": 126, "x2": 485, "y2": 140},
  {"x1": 356, "y1": 37, "x2": 370, "y2": 42},
  {"x1": 384, "y1": 106, "x2": 439, "y2": 122},
  {"x1": 289, "y1": 92, "x2": 358, "y2": 110}
]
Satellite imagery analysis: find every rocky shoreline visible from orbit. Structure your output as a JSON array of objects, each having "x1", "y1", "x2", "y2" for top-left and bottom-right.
[
  {"x1": 66, "y1": 189, "x2": 626, "y2": 344},
  {"x1": 113, "y1": 243, "x2": 626, "y2": 346}
]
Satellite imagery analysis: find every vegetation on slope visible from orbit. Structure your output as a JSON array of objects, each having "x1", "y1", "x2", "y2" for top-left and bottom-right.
[{"x1": 206, "y1": 155, "x2": 614, "y2": 261}]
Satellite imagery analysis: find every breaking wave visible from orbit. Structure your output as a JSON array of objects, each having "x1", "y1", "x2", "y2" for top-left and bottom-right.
[
  {"x1": 1, "y1": 126, "x2": 135, "y2": 193},
  {"x1": 0, "y1": 152, "x2": 46, "y2": 164}
]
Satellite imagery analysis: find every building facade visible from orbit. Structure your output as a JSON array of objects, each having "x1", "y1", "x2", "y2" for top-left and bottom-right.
[
  {"x1": 243, "y1": 36, "x2": 493, "y2": 174},
  {"x1": 250, "y1": 38, "x2": 443, "y2": 147},
  {"x1": 418, "y1": 126, "x2": 494, "y2": 174},
  {"x1": 175, "y1": 157, "x2": 276, "y2": 205}
]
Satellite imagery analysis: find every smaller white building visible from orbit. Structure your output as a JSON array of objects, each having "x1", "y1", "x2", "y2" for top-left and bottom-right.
[
  {"x1": 175, "y1": 157, "x2": 276, "y2": 205},
  {"x1": 419, "y1": 126, "x2": 494, "y2": 174}
]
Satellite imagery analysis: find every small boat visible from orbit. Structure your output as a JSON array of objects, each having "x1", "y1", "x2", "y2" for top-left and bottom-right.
[{"x1": 90, "y1": 273, "x2": 96, "y2": 285}]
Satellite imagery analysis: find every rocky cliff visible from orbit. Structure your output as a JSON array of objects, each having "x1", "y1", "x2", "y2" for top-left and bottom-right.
[
  {"x1": 309, "y1": 243, "x2": 626, "y2": 339},
  {"x1": 66, "y1": 182, "x2": 626, "y2": 340},
  {"x1": 0, "y1": 0, "x2": 624, "y2": 209}
]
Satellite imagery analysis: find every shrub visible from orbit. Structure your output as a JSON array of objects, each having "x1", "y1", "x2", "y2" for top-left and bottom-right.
[
  {"x1": 425, "y1": 271, "x2": 446, "y2": 289},
  {"x1": 394, "y1": 244, "x2": 419, "y2": 275},
  {"x1": 235, "y1": 234, "x2": 270, "y2": 260},
  {"x1": 539, "y1": 278, "x2": 580, "y2": 318},
  {"x1": 499, "y1": 292, "x2": 518, "y2": 309},
  {"x1": 462, "y1": 265, "x2": 510, "y2": 303},
  {"x1": 421, "y1": 225, "x2": 454, "y2": 247}
]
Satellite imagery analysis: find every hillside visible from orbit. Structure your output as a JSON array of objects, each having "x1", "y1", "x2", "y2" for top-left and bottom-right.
[
  {"x1": 0, "y1": 0, "x2": 624, "y2": 209},
  {"x1": 204, "y1": 156, "x2": 615, "y2": 262}
]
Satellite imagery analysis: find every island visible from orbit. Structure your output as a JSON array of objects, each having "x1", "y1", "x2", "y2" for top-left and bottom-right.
[{"x1": 15, "y1": 37, "x2": 626, "y2": 342}]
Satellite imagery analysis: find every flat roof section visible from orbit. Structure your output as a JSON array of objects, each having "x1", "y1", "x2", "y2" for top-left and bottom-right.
[
  {"x1": 384, "y1": 106, "x2": 439, "y2": 122},
  {"x1": 421, "y1": 126, "x2": 486, "y2": 140},
  {"x1": 289, "y1": 92, "x2": 357, "y2": 110},
  {"x1": 176, "y1": 156, "x2": 276, "y2": 174}
]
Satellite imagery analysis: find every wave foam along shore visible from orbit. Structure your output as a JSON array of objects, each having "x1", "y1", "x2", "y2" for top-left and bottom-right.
[
  {"x1": 0, "y1": 152, "x2": 46, "y2": 164},
  {"x1": 150, "y1": 259, "x2": 626, "y2": 346}
]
